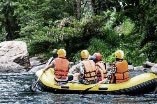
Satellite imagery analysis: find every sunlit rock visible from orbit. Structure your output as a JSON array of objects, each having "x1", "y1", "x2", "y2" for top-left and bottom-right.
[
  {"x1": 0, "y1": 41, "x2": 30, "y2": 72},
  {"x1": 128, "y1": 65, "x2": 134, "y2": 70},
  {"x1": 133, "y1": 66, "x2": 143, "y2": 70},
  {"x1": 151, "y1": 64, "x2": 157, "y2": 73},
  {"x1": 28, "y1": 64, "x2": 45, "y2": 73}
]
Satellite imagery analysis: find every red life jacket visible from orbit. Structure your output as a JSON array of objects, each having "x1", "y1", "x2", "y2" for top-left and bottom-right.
[
  {"x1": 96, "y1": 61, "x2": 107, "y2": 81},
  {"x1": 82, "y1": 60, "x2": 97, "y2": 81},
  {"x1": 114, "y1": 60, "x2": 130, "y2": 83},
  {"x1": 54, "y1": 57, "x2": 69, "y2": 80}
]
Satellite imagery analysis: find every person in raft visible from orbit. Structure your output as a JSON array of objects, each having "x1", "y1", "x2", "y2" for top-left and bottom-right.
[
  {"x1": 110, "y1": 50, "x2": 130, "y2": 83},
  {"x1": 68, "y1": 50, "x2": 97, "y2": 84},
  {"x1": 91, "y1": 52, "x2": 113, "y2": 84},
  {"x1": 43, "y1": 49, "x2": 70, "y2": 84},
  {"x1": 92, "y1": 53, "x2": 106, "y2": 82}
]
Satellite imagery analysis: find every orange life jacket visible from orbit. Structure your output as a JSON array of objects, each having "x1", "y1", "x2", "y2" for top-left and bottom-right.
[
  {"x1": 114, "y1": 60, "x2": 129, "y2": 83},
  {"x1": 96, "y1": 61, "x2": 107, "y2": 81},
  {"x1": 54, "y1": 57, "x2": 69, "y2": 80},
  {"x1": 82, "y1": 60, "x2": 97, "y2": 81}
]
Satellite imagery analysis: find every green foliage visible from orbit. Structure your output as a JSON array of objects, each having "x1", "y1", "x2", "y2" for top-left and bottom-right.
[
  {"x1": 88, "y1": 38, "x2": 116, "y2": 62},
  {"x1": 116, "y1": 18, "x2": 135, "y2": 36},
  {"x1": 0, "y1": 0, "x2": 156, "y2": 65}
]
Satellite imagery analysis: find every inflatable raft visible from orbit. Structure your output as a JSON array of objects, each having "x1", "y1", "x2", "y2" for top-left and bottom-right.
[{"x1": 34, "y1": 68, "x2": 157, "y2": 95}]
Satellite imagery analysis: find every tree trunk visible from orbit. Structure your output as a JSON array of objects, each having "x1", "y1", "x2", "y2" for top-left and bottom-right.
[
  {"x1": 75, "y1": 0, "x2": 81, "y2": 19},
  {"x1": 2, "y1": 1, "x2": 20, "y2": 40}
]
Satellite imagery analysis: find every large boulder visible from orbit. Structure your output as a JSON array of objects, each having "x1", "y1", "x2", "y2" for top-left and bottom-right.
[{"x1": 0, "y1": 41, "x2": 30, "y2": 72}]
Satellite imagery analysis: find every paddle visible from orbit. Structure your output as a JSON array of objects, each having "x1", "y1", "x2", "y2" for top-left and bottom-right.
[
  {"x1": 31, "y1": 57, "x2": 54, "y2": 92},
  {"x1": 153, "y1": 85, "x2": 157, "y2": 94},
  {"x1": 83, "y1": 78, "x2": 108, "y2": 93},
  {"x1": 30, "y1": 70, "x2": 44, "y2": 92},
  {"x1": 83, "y1": 83, "x2": 99, "y2": 92}
]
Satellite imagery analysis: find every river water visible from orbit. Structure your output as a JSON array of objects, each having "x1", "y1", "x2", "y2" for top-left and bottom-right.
[{"x1": 0, "y1": 71, "x2": 157, "y2": 104}]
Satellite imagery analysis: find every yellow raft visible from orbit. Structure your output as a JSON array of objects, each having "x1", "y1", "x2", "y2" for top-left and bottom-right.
[{"x1": 35, "y1": 68, "x2": 157, "y2": 95}]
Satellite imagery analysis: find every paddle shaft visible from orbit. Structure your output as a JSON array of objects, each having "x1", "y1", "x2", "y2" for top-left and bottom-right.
[
  {"x1": 154, "y1": 86, "x2": 157, "y2": 94},
  {"x1": 83, "y1": 78, "x2": 108, "y2": 92},
  {"x1": 31, "y1": 57, "x2": 54, "y2": 91},
  {"x1": 84, "y1": 83, "x2": 98, "y2": 92},
  {"x1": 31, "y1": 71, "x2": 44, "y2": 90},
  {"x1": 153, "y1": 79, "x2": 157, "y2": 94}
]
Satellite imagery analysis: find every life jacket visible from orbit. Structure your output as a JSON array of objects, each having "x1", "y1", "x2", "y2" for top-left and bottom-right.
[
  {"x1": 114, "y1": 60, "x2": 129, "y2": 83},
  {"x1": 96, "y1": 61, "x2": 107, "y2": 81},
  {"x1": 54, "y1": 57, "x2": 69, "y2": 80},
  {"x1": 82, "y1": 60, "x2": 97, "y2": 81}
]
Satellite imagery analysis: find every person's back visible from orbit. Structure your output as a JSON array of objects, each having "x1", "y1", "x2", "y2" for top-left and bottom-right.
[
  {"x1": 79, "y1": 50, "x2": 97, "y2": 84},
  {"x1": 44, "y1": 49, "x2": 70, "y2": 83},
  {"x1": 68, "y1": 50, "x2": 97, "y2": 84},
  {"x1": 53, "y1": 49, "x2": 70, "y2": 82},
  {"x1": 81, "y1": 59, "x2": 97, "y2": 84},
  {"x1": 96, "y1": 61, "x2": 106, "y2": 81},
  {"x1": 93, "y1": 53, "x2": 106, "y2": 82},
  {"x1": 54, "y1": 57, "x2": 69, "y2": 81},
  {"x1": 112, "y1": 50, "x2": 129, "y2": 83}
]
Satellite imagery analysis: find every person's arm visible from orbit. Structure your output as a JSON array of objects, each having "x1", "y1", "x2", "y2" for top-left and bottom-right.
[
  {"x1": 43, "y1": 60, "x2": 55, "y2": 71},
  {"x1": 79, "y1": 63, "x2": 84, "y2": 74},
  {"x1": 100, "y1": 69, "x2": 105, "y2": 80},
  {"x1": 68, "y1": 63, "x2": 80, "y2": 75},
  {"x1": 45, "y1": 57, "x2": 54, "y2": 67},
  {"x1": 43, "y1": 65, "x2": 52, "y2": 71},
  {"x1": 68, "y1": 63, "x2": 81, "y2": 81},
  {"x1": 79, "y1": 63, "x2": 84, "y2": 80}
]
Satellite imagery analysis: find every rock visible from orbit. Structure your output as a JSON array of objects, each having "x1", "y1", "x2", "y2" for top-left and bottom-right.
[
  {"x1": 28, "y1": 64, "x2": 45, "y2": 73},
  {"x1": 143, "y1": 61, "x2": 155, "y2": 68},
  {"x1": 0, "y1": 41, "x2": 30, "y2": 72},
  {"x1": 30, "y1": 57, "x2": 43, "y2": 67},
  {"x1": 28, "y1": 57, "x2": 45, "y2": 73},
  {"x1": 151, "y1": 64, "x2": 157, "y2": 73},
  {"x1": 133, "y1": 66, "x2": 143, "y2": 71},
  {"x1": 128, "y1": 64, "x2": 134, "y2": 70}
]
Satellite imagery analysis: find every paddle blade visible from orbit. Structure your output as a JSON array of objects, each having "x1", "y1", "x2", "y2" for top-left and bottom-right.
[
  {"x1": 154, "y1": 86, "x2": 157, "y2": 94},
  {"x1": 30, "y1": 82, "x2": 38, "y2": 92}
]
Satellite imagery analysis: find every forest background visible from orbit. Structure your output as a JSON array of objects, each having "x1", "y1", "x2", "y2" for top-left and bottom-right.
[{"x1": 0, "y1": 0, "x2": 157, "y2": 66}]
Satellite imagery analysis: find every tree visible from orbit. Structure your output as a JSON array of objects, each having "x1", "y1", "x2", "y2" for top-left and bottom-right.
[{"x1": 1, "y1": 1, "x2": 20, "y2": 40}]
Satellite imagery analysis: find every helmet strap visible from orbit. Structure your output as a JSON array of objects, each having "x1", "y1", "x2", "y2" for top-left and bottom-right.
[
  {"x1": 116, "y1": 58, "x2": 123, "y2": 61},
  {"x1": 81, "y1": 58, "x2": 88, "y2": 60}
]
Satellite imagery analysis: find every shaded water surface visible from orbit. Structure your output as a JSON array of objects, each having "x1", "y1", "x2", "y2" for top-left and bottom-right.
[{"x1": 0, "y1": 71, "x2": 157, "y2": 104}]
